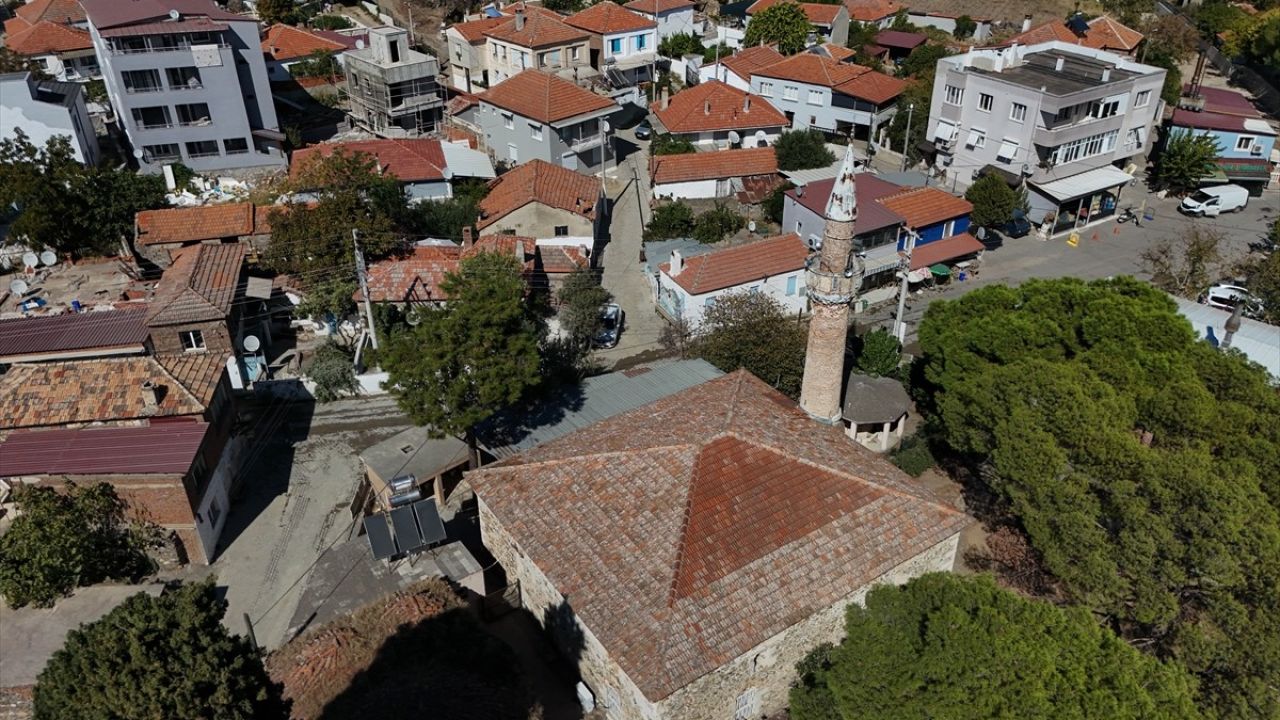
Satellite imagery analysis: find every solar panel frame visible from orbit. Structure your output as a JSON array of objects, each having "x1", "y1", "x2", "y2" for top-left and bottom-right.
[
  {"x1": 390, "y1": 506, "x2": 426, "y2": 552},
  {"x1": 363, "y1": 515, "x2": 398, "y2": 560},
  {"x1": 412, "y1": 498, "x2": 447, "y2": 546}
]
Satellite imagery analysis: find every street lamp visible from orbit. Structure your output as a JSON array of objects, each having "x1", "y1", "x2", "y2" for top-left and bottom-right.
[{"x1": 900, "y1": 103, "x2": 914, "y2": 172}]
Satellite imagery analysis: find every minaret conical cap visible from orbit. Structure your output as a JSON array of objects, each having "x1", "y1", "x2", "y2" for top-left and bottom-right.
[{"x1": 824, "y1": 143, "x2": 858, "y2": 222}]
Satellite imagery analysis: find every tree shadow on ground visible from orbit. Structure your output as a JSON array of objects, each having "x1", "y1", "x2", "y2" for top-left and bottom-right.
[{"x1": 473, "y1": 381, "x2": 587, "y2": 458}]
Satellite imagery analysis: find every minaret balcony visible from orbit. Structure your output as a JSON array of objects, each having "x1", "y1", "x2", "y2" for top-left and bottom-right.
[{"x1": 805, "y1": 266, "x2": 858, "y2": 305}]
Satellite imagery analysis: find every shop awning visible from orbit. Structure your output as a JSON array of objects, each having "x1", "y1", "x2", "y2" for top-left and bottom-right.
[
  {"x1": 1215, "y1": 157, "x2": 1272, "y2": 181},
  {"x1": 933, "y1": 121, "x2": 957, "y2": 142},
  {"x1": 965, "y1": 128, "x2": 984, "y2": 147},
  {"x1": 910, "y1": 233, "x2": 985, "y2": 270},
  {"x1": 996, "y1": 138, "x2": 1019, "y2": 162},
  {"x1": 929, "y1": 264, "x2": 951, "y2": 276},
  {"x1": 1032, "y1": 165, "x2": 1133, "y2": 202}
]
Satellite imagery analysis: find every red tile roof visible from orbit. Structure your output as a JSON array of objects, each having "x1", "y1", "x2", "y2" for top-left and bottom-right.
[
  {"x1": 146, "y1": 243, "x2": 245, "y2": 326},
  {"x1": 290, "y1": 139, "x2": 450, "y2": 182},
  {"x1": 537, "y1": 243, "x2": 590, "y2": 273},
  {"x1": 818, "y1": 42, "x2": 856, "y2": 61},
  {"x1": 478, "y1": 158, "x2": 601, "y2": 229},
  {"x1": 785, "y1": 173, "x2": 905, "y2": 235},
  {"x1": 363, "y1": 238, "x2": 535, "y2": 302},
  {"x1": 1004, "y1": 15, "x2": 1143, "y2": 52},
  {"x1": 909, "y1": 232, "x2": 983, "y2": 269},
  {"x1": 469, "y1": 370, "x2": 969, "y2": 701},
  {"x1": 876, "y1": 186, "x2": 972, "y2": 228},
  {"x1": 449, "y1": 14, "x2": 512, "y2": 43},
  {"x1": 3, "y1": 19, "x2": 91, "y2": 54},
  {"x1": 650, "y1": 146, "x2": 777, "y2": 184},
  {"x1": 14, "y1": 0, "x2": 85, "y2": 26},
  {"x1": 478, "y1": 69, "x2": 617, "y2": 124},
  {"x1": 261, "y1": 23, "x2": 349, "y2": 62},
  {"x1": 836, "y1": 68, "x2": 905, "y2": 104},
  {"x1": 565, "y1": 1, "x2": 655, "y2": 34},
  {"x1": 136, "y1": 202, "x2": 255, "y2": 247},
  {"x1": 873, "y1": 29, "x2": 926, "y2": 50},
  {"x1": 718, "y1": 44, "x2": 785, "y2": 82},
  {"x1": 1187, "y1": 85, "x2": 1263, "y2": 117},
  {"x1": 661, "y1": 232, "x2": 807, "y2": 294},
  {"x1": 483, "y1": 6, "x2": 588, "y2": 48},
  {"x1": 0, "y1": 423, "x2": 210, "y2": 476},
  {"x1": 0, "y1": 307, "x2": 149, "y2": 361},
  {"x1": 654, "y1": 81, "x2": 788, "y2": 134},
  {"x1": 843, "y1": 0, "x2": 898, "y2": 22},
  {"x1": 746, "y1": 0, "x2": 843, "y2": 24},
  {"x1": 623, "y1": 0, "x2": 694, "y2": 14},
  {"x1": 754, "y1": 51, "x2": 864, "y2": 86}
]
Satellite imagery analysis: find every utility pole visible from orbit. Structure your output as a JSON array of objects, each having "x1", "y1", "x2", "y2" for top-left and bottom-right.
[
  {"x1": 352, "y1": 229, "x2": 379, "y2": 351},
  {"x1": 900, "y1": 103, "x2": 914, "y2": 172},
  {"x1": 893, "y1": 229, "x2": 918, "y2": 343}
]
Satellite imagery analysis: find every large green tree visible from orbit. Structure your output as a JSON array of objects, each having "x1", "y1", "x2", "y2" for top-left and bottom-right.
[
  {"x1": 743, "y1": 3, "x2": 812, "y2": 55},
  {"x1": 964, "y1": 172, "x2": 1021, "y2": 228},
  {"x1": 1155, "y1": 129, "x2": 1219, "y2": 194},
  {"x1": 0, "y1": 131, "x2": 166, "y2": 257},
  {"x1": 882, "y1": 77, "x2": 931, "y2": 166},
  {"x1": 557, "y1": 266, "x2": 613, "y2": 351},
  {"x1": 916, "y1": 278, "x2": 1280, "y2": 719},
  {"x1": 255, "y1": 0, "x2": 296, "y2": 25},
  {"x1": 0, "y1": 483, "x2": 153, "y2": 609},
  {"x1": 263, "y1": 149, "x2": 408, "y2": 283},
  {"x1": 774, "y1": 129, "x2": 836, "y2": 171},
  {"x1": 791, "y1": 573, "x2": 1203, "y2": 720},
  {"x1": 896, "y1": 43, "x2": 952, "y2": 78},
  {"x1": 34, "y1": 579, "x2": 287, "y2": 719},
  {"x1": 693, "y1": 292, "x2": 808, "y2": 398},
  {"x1": 383, "y1": 252, "x2": 542, "y2": 462}
]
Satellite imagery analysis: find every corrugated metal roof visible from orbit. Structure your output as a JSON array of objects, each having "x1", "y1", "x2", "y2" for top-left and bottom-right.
[
  {"x1": 360, "y1": 426, "x2": 469, "y2": 482},
  {"x1": 1171, "y1": 295, "x2": 1280, "y2": 379},
  {"x1": 0, "y1": 307, "x2": 149, "y2": 362},
  {"x1": 478, "y1": 359, "x2": 724, "y2": 457},
  {"x1": 0, "y1": 423, "x2": 209, "y2": 476}
]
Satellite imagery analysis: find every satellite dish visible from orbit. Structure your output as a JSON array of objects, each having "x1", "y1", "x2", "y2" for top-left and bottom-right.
[
  {"x1": 747, "y1": 220, "x2": 757, "y2": 232},
  {"x1": 21, "y1": 252, "x2": 39, "y2": 269},
  {"x1": 10, "y1": 279, "x2": 29, "y2": 296},
  {"x1": 728, "y1": 130, "x2": 741, "y2": 145},
  {"x1": 39, "y1": 251, "x2": 57, "y2": 267},
  {"x1": 242, "y1": 335, "x2": 261, "y2": 353},
  {"x1": 406, "y1": 310, "x2": 422, "y2": 326},
  {"x1": 133, "y1": 148, "x2": 144, "y2": 159},
  {"x1": 601, "y1": 120, "x2": 611, "y2": 134},
  {"x1": 168, "y1": 8, "x2": 180, "y2": 19},
  {"x1": 356, "y1": 39, "x2": 366, "y2": 49},
  {"x1": 441, "y1": 167, "x2": 454, "y2": 180},
  {"x1": 755, "y1": 130, "x2": 767, "y2": 140}
]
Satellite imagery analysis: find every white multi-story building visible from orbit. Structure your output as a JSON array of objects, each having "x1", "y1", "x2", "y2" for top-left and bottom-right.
[
  {"x1": 926, "y1": 41, "x2": 1166, "y2": 236},
  {"x1": 482, "y1": 6, "x2": 591, "y2": 87},
  {"x1": 565, "y1": 1, "x2": 657, "y2": 86},
  {"x1": 0, "y1": 71, "x2": 100, "y2": 164}
]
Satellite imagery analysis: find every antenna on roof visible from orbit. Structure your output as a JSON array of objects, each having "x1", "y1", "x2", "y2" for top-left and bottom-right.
[
  {"x1": 39, "y1": 251, "x2": 57, "y2": 267},
  {"x1": 168, "y1": 8, "x2": 180, "y2": 20}
]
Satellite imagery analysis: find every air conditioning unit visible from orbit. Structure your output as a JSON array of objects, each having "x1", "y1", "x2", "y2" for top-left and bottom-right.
[{"x1": 1251, "y1": 144, "x2": 1264, "y2": 156}]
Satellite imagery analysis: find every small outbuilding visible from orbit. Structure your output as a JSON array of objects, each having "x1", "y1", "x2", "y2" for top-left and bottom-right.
[
  {"x1": 842, "y1": 372, "x2": 910, "y2": 452},
  {"x1": 359, "y1": 426, "x2": 470, "y2": 510}
]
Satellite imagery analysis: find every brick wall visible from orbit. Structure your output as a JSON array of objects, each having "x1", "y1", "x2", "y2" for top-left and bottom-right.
[{"x1": 148, "y1": 320, "x2": 233, "y2": 355}]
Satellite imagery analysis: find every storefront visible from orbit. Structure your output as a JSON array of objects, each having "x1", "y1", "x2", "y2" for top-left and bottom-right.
[
  {"x1": 1206, "y1": 158, "x2": 1274, "y2": 197},
  {"x1": 1028, "y1": 165, "x2": 1133, "y2": 236}
]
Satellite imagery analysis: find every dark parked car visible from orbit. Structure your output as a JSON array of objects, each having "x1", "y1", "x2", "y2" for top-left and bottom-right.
[
  {"x1": 1001, "y1": 209, "x2": 1032, "y2": 239},
  {"x1": 594, "y1": 303, "x2": 624, "y2": 348},
  {"x1": 975, "y1": 226, "x2": 1002, "y2": 250},
  {"x1": 633, "y1": 120, "x2": 652, "y2": 140}
]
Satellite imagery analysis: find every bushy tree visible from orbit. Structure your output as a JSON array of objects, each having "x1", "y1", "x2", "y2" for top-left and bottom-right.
[
  {"x1": 791, "y1": 574, "x2": 1203, "y2": 720},
  {"x1": 0, "y1": 483, "x2": 153, "y2": 609},
  {"x1": 407, "y1": 177, "x2": 488, "y2": 239},
  {"x1": 916, "y1": 278, "x2": 1280, "y2": 718},
  {"x1": 34, "y1": 578, "x2": 287, "y2": 719},
  {"x1": 1155, "y1": 129, "x2": 1219, "y2": 194},
  {"x1": 557, "y1": 266, "x2": 613, "y2": 350},
  {"x1": 964, "y1": 172, "x2": 1020, "y2": 228},
  {"x1": 1239, "y1": 242, "x2": 1280, "y2": 323},
  {"x1": 883, "y1": 78, "x2": 931, "y2": 166},
  {"x1": 692, "y1": 204, "x2": 744, "y2": 244},
  {"x1": 702, "y1": 43, "x2": 735, "y2": 63},
  {"x1": 264, "y1": 149, "x2": 408, "y2": 283},
  {"x1": 743, "y1": 2, "x2": 812, "y2": 55},
  {"x1": 852, "y1": 328, "x2": 900, "y2": 376},
  {"x1": 1241, "y1": 8, "x2": 1280, "y2": 66},
  {"x1": 255, "y1": 0, "x2": 296, "y2": 25},
  {"x1": 291, "y1": 49, "x2": 340, "y2": 78},
  {"x1": 1140, "y1": 225, "x2": 1226, "y2": 298},
  {"x1": 693, "y1": 292, "x2": 807, "y2": 397},
  {"x1": 774, "y1": 129, "x2": 836, "y2": 171},
  {"x1": 650, "y1": 133, "x2": 696, "y2": 156},
  {"x1": 308, "y1": 342, "x2": 359, "y2": 402},
  {"x1": 897, "y1": 43, "x2": 952, "y2": 78},
  {"x1": 383, "y1": 252, "x2": 541, "y2": 463},
  {"x1": 952, "y1": 15, "x2": 976, "y2": 39},
  {"x1": 762, "y1": 181, "x2": 795, "y2": 224},
  {"x1": 644, "y1": 201, "x2": 695, "y2": 240},
  {"x1": 310, "y1": 14, "x2": 354, "y2": 30},
  {"x1": 0, "y1": 131, "x2": 166, "y2": 257},
  {"x1": 658, "y1": 32, "x2": 704, "y2": 58}
]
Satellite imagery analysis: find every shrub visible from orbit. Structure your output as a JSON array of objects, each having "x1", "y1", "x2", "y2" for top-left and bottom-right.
[
  {"x1": 692, "y1": 204, "x2": 744, "y2": 244},
  {"x1": 888, "y1": 434, "x2": 935, "y2": 476},
  {"x1": 644, "y1": 201, "x2": 695, "y2": 240}
]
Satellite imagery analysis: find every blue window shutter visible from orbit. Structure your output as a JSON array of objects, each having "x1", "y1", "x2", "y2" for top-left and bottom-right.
[{"x1": 786, "y1": 275, "x2": 797, "y2": 295}]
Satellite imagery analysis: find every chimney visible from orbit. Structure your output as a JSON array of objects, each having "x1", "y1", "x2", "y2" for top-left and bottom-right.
[
  {"x1": 1101, "y1": 68, "x2": 1111, "y2": 82},
  {"x1": 1055, "y1": 56, "x2": 1065, "y2": 72},
  {"x1": 516, "y1": 9, "x2": 525, "y2": 30},
  {"x1": 1022, "y1": 14, "x2": 1032, "y2": 32},
  {"x1": 462, "y1": 226, "x2": 473, "y2": 248},
  {"x1": 669, "y1": 249, "x2": 683, "y2": 276},
  {"x1": 743, "y1": 94, "x2": 751, "y2": 112},
  {"x1": 661, "y1": 86, "x2": 669, "y2": 110},
  {"x1": 704, "y1": 99, "x2": 711, "y2": 115},
  {"x1": 141, "y1": 380, "x2": 158, "y2": 411}
]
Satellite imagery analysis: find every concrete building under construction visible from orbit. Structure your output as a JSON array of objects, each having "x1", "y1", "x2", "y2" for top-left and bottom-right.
[{"x1": 344, "y1": 26, "x2": 442, "y2": 137}]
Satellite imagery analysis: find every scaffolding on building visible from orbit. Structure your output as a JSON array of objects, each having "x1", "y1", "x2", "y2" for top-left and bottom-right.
[{"x1": 340, "y1": 74, "x2": 443, "y2": 138}]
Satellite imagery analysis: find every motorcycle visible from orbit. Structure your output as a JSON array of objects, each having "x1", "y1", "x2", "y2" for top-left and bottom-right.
[{"x1": 1116, "y1": 206, "x2": 1140, "y2": 225}]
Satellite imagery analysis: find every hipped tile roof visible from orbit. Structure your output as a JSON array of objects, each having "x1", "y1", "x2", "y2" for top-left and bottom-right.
[
  {"x1": 842, "y1": 0, "x2": 898, "y2": 22},
  {"x1": 135, "y1": 202, "x2": 256, "y2": 246},
  {"x1": 650, "y1": 146, "x2": 777, "y2": 184},
  {"x1": 478, "y1": 158, "x2": 600, "y2": 229},
  {"x1": 565, "y1": 1, "x2": 655, "y2": 34},
  {"x1": 362, "y1": 238, "x2": 535, "y2": 302},
  {"x1": 449, "y1": 14, "x2": 512, "y2": 43},
  {"x1": 478, "y1": 69, "x2": 617, "y2": 124},
  {"x1": 290, "y1": 139, "x2": 451, "y2": 183},
  {"x1": 469, "y1": 370, "x2": 969, "y2": 701},
  {"x1": 483, "y1": 5, "x2": 588, "y2": 48},
  {"x1": 145, "y1": 244, "x2": 245, "y2": 326},
  {"x1": 661, "y1": 232, "x2": 807, "y2": 295},
  {"x1": 261, "y1": 23, "x2": 349, "y2": 62},
  {"x1": 873, "y1": 29, "x2": 926, "y2": 50},
  {"x1": 14, "y1": 0, "x2": 86, "y2": 26},
  {"x1": 3, "y1": 19, "x2": 91, "y2": 54},
  {"x1": 718, "y1": 44, "x2": 785, "y2": 82},
  {"x1": 754, "y1": 53, "x2": 905, "y2": 104},
  {"x1": 537, "y1": 243, "x2": 590, "y2": 273},
  {"x1": 653, "y1": 80, "x2": 787, "y2": 134},
  {"x1": 1003, "y1": 15, "x2": 1143, "y2": 52},
  {"x1": 623, "y1": 0, "x2": 694, "y2": 15},
  {"x1": 876, "y1": 186, "x2": 972, "y2": 228}
]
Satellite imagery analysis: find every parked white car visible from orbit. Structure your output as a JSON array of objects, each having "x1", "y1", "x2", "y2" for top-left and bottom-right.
[
  {"x1": 1179, "y1": 184, "x2": 1249, "y2": 216},
  {"x1": 1200, "y1": 283, "x2": 1256, "y2": 313}
]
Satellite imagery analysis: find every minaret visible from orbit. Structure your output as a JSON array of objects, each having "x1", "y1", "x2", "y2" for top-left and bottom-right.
[{"x1": 799, "y1": 145, "x2": 863, "y2": 423}]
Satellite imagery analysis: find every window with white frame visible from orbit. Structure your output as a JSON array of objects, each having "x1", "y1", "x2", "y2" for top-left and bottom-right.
[
  {"x1": 1134, "y1": 90, "x2": 1151, "y2": 107},
  {"x1": 944, "y1": 84, "x2": 963, "y2": 105},
  {"x1": 783, "y1": 85, "x2": 798, "y2": 101},
  {"x1": 807, "y1": 89, "x2": 822, "y2": 105},
  {"x1": 1050, "y1": 129, "x2": 1119, "y2": 165},
  {"x1": 180, "y1": 329, "x2": 206, "y2": 351},
  {"x1": 634, "y1": 34, "x2": 647, "y2": 51},
  {"x1": 943, "y1": 219, "x2": 955, "y2": 237},
  {"x1": 1010, "y1": 102, "x2": 1027, "y2": 122},
  {"x1": 759, "y1": 81, "x2": 773, "y2": 96},
  {"x1": 978, "y1": 92, "x2": 993, "y2": 112},
  {"x1": 996, "y1": 137, "x2": 1019, "y2": 163},
  {"x1": 571, "y1": 46, "x2": 581, "y2": 61},
  {"x1": 1089, "y1": 98, "x2": 1120, "y2": 119},
  {"x1": 609, "y1": 37, "x2": 623, "y2": 54},
  {"x1": 502, "y1": 112, "x2": 514, "y2": 129},
  {"x1": 965, "y1": 127, "x2": 986, "y2": 149},
  {"x1": 530, "y1": 123, "x2": 543, "y2": 141},
  {"x1": 1235, "y1": 135, "x2": 1257, "y2": 151}
]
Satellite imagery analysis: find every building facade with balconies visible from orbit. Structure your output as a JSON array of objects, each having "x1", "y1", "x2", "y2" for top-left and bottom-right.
[
  {"x1": 564, "y1": 1, "x2": 657, "y2": 87},
  {"x1": 481, "y1": 6, "x2": 592, "y2": 87},
  {"x1": 926, "y1": 42, "x2": 1165, "y2": 236},
  {"x1": 344, "y1": 26, "x2": 443, "y2": 137},
  {"x1": 83, "y1": 0, "x2": 286, "y2": 173}
]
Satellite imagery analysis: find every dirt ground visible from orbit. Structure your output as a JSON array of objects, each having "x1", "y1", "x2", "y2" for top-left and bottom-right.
[{"x1": 0, "y1": 256, "x2": 140, "y2": 318}]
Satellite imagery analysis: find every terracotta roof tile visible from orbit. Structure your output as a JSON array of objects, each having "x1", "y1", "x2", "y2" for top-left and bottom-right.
[
  {"x1": 483, "y1": 5, "x2": 588, "y2": 48},
  {"x1": 260, "y1": 23, "x2": 348, "y2": 62},
  {"x1": 1004, "y1": 15, "x2": 1143, "y2": 52},
  {"x1": 448, "y1": 14, "x2": 512, "y2": 43},
  {"x1": 478, "y1": 158, "x2": 600, "y2": 229},
  {"x1": 653, "y1": 80, "x2": 787, "y2": 134},
  {"x1": 876, "y1": 186, "x2": 972, "y2": 228},
  {"x1": 136, "y1": 202, "x2": 255, "y2": 247},
  {"x1": 623, "y1": 0, "x2": 694, "y2": 14},
  {"x1": 842, "y1": 0, "x2": 898, "y2": 22},
  {"x1": 155, "y1": 352, "x2": 225, "y2": 406},
  {"x1": 873, "y1": 29, "x2": 926, "y2": 50},
  {"x1": 469, "y1": 370, "x2": 969, "y2": 701},
  {"x1": 537, "y1": 243, "x2": 590, "y2": 273},
  {"x1": 660, "y1": 232, "x2": 806, "y2": 294},
  {"x1": 650, "y1": 146, "x2": 776, "y2": 185},
  {"x1": 753, "y1": 52, "x2": 865, "y2": 87},
  {"x1": 746, "y1": 0, "x2": 842, "y2": 24},
  {"x1": 363, "y1": 238, "x2": 535, "y2": 302},
  {"x1": 3, "y1": 16, "x2": 32, "y2": 35},
  {"x1": 146, "y1": 244, "x2": 245, "y2": 326},
  {"x1": 835, "y1": 68, "x2": 905, "y2": 104},
  {"x1": 909, "y1": 232, "x2": 983, "y2": 269},
  {"x1": 14, "y1": 0, "x2": 85, "y2": 26},
  {"x1": 3, "y1": 19, "x2": 91, "y2": 54},
  {"x1": 818, "y1": 42, "x2": 856, "y2": 62},
  {"x1": 290, "y1": 139, "x2": 450, "y2": 183},
  {"x1": 0, "y1": 356, "x2": 212, "y2": 429},
  {"x1": 565, "y1": 1, "x2": 655, "y2": 33},
  {"x1": 478, "y1": 69, "x2": 617, "y2": 124},
  {"x1": 718, "y1": 44, "x2": 784, "y2": 82}
]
